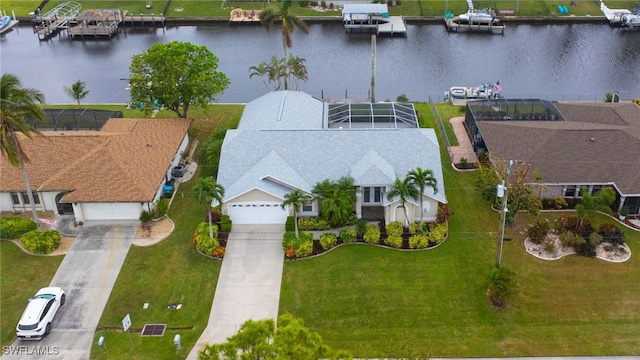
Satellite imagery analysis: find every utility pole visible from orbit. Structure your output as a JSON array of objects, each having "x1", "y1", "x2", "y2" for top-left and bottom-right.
[{"x1": 495, "y1": 160, "x2": 513, "y2": 268}]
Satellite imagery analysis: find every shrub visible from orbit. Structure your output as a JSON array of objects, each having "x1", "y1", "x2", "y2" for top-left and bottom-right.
[
  {"x1": 154, "y1": 198, "x2": 169, "y2": 217},
  {"x1": 410, "y1": 221, "x2": 427, "y2": 235},
  {"x1": 599, "y1": 225, "x2": 625, "y2": 246},
  {"x1": 355, "y1": 219, "x2": 368, "y2": 236},
  {"x1": 560, "y1": 231, "x2": 581, "y2": 247},
  {"x1": 555, "y1": 215, "x2": 578, "y2": 233},
  {"x1": 212, "y1": 246, "x2": 225, "y2": 258},
  {"x1": 197, "y1": 221, "x2": 218, "y2": 239},
  {"x1": 220, "y1": 215, "x2": 232, "y2": 232},
  {"x1": 298, "y1": 0, "x2": 310, "y2": 7},
  {"x1": 294, "y1": 239, "x2": 313, "y2": 258},
  {"x1": 363, "y1": 223, "x2": 380, "y2": 244},
  {"x1": 299, "y1": 231, "x2": 313, "y2": 242},
  {"x1": 528, "y1": 220, "x2": 550, "y2": 244},
  {"x1": 590, "y1": 232, "x2": 603, "y2": 245},
  {"x1": 487, "y1": 264, "x2": 513, "y2": 309},
  {"x1": 0, "y1": 217, "x2": 38, "y2": 239},
  {"x1": 554, "y1": 197, "x2": 568, "y2": 209},
  {"x1": 385, "y1": 235, "x2": 403, "y2": 248},
  {"x1": 576, "y1": 240, "x2": 596, "y2": 257},
  {"x1": 285, "y1": 216, "x2": 295, "y2": 232},
  {"x1": 298, "y1": 217, "x2": 330, "y2": 231},
  {"x1": 282, "y1": 231, "x2": 297, "y2": 251},
  {"x1": 285, "y1": 246, "x2": 296, "y2": 259},
  {"x1": 428, "y1": 223, "x2": 448, "y2": 245},
  {"x1": 385, "y1": 221, "x2": 404, "y2": 237},
  {"x1": 437, "y1": 203, "x2": 454, "y2": 223},
  {"x1": 319, "y1": 232, "x2": 337, "y2": 250},
  {"x1": 195, "y1": 231, "x2": 220, "y2": 256},
  {"x1": 545, "y1": 241, "x2": 555, "y2": 253},
  {"x1": 575, "y1": 219, "x2": 594, "y2": 239},
  {"x1": 339, "y1": 227, "x2": 357, "y2": 243},
  {"x1": 408, "y1": 234, "x2": 428, "y2": 249},
  {"x1": 396, "y1": 93, "x2": 409, "y2": 102},
  {"x1": 20, "y1": 230, "x2": 61, "y2": 254}
]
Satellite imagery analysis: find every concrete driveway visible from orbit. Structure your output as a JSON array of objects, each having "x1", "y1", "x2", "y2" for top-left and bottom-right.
[
  {"x1": 3, "y1": 221, "x2": 138, "y2": 360},
  {"x1": 187, "y1": 224, "x2": 285, "y2": 359}
]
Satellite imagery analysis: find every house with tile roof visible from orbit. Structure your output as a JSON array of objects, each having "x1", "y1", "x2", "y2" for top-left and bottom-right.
[
  {"x1": 0, "y1": 118, "x2": 191, "y2": 222},
  {"x1": 216, "y1": 91, "x2": 446, "y2": 225},
  {"x1": 464, "y1": 99, "x2": 640, "y2": 215}
]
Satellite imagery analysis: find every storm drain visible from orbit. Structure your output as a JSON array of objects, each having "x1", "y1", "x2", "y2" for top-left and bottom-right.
[{"x1": 141, "y1": 324, "x2": 166, "y2": 336}]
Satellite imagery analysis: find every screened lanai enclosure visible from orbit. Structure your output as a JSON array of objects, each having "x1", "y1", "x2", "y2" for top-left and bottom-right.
[
  {"x1": 327, "y1": 102, "x2": 418, "y2": 129},
  {"x1": 464, "y1": 98, "x2": 564, "y2": 153},
  {"x1": 24, "y1": 109, "x2": 123, "y2": 131}
]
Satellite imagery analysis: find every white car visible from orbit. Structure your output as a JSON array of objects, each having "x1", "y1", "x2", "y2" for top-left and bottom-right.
[{"x1": 16, "y1": 287, "x2": 65, "y2": 340}]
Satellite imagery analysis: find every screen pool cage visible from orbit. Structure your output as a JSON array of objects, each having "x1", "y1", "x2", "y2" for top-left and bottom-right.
[
  {"x1": 327, "y1": 102, "x2": 418, "y2": 129},
  {"x1": 24, "y1": 108, "x2": 123, "y2": 131}
]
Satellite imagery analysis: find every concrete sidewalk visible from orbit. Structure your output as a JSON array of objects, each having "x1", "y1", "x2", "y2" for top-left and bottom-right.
[{"x1": 186, "y1": 224, "x2": 285, "y2": 359}]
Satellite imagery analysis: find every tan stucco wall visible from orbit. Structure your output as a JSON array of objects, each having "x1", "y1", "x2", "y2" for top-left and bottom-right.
[
  {"x1": 228, "y1": 189, "x2": 283, "y2": 203},
  {"x1": 385, "y1": 197, "x2": 439, "y2": 223}
]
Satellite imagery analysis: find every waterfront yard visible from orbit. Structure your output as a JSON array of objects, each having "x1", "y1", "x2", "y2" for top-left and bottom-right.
[{"x1": 3, "y1": 0, "x2": 639, "y2": 18}]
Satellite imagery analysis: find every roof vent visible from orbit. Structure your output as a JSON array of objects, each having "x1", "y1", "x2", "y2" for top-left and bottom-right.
[{"x1": 590, "y1": 137, "x2": 595, "y2": 141}]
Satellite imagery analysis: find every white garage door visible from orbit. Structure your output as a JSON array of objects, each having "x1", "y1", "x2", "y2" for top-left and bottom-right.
[{"x1": 228, "y1": 201, "x2": 288, "y2": 224}]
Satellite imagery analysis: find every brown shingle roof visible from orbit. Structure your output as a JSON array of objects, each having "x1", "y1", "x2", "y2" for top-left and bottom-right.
[
  {"x1": 0, "y1": 118, "x2": 191, "y2": 202},
  {"x1": 477, "y1": 102, "x2": 640, "y2": 196}
]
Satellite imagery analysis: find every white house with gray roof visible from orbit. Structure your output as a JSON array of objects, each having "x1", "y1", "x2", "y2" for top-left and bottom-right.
[{"x1": 216, "y1": 91, "x2": 446, "y2": 225}]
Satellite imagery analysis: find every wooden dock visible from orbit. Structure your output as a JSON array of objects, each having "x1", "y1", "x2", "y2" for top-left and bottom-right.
[
  {"x1": 0, "y1": 19, "x2": 19, "y2": 34},
  {"x1": 67, "y1": 9, "x2": 125, "y2": 39},
  {"x1": 229, "y1": 8, "x2": 262, "y2": 24},
  {"x1": 122, "y1": 13, "x2": 166, "y2": 27},
  {"x1": 445, "y1": 17, "x2": 506, "y2": 34}
]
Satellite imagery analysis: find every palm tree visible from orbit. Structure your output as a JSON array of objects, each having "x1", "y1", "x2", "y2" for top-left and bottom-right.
[
  {"x1": 320, "y1": 188, "x2": 353, "y2": 228},
  {"x1": 281, "y1": 189, "x2": 307, "y2": 238},
  {"x1": 193, "y1": 176, "x2": 225, "y2": 238},
  {"x1": 63, "y1": 80, "x2": 90, "y2": 108},
  {"x1": 386, "y1": 177, "x2": 419, "y2": 228},
  {"x1": 259, "y1": 0, "x2": 309, "y2": 58},
  {"x1": 249, "y1": 62, "x2": 272, "y2": 91},
  {"x1": 284, "y1": 55, "x2": 308, "y2": 91},
  {"x1": 406, "y1": 167, "x2": 438, "y2": 227},
  {"x1": 1, "y1": 73, "x2": 46, "y2": 230}
]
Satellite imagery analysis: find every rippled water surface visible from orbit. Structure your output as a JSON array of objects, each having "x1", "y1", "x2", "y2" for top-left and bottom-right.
[{"x1": 1, "y1": 23, "x2": 639, "y2": 103}]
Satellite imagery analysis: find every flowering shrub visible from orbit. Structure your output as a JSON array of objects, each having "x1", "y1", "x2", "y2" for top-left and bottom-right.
[
  {"x1": 385, "y1": 221, "x2": 403, "y2": 237},
  {"x1": 427, "y1": 223, "x2": 447, "y2": 244},
  {"x1": 285, "y1": 246, "x2": 296, "y2": 258},
  {"x1": 363, "y1": 223, "x2": 380, "y2": 244},
  {"x1": 0, "y1": 217, "x2": 38, "y2": 239},
  {"x1": 319, "y1": 232, "x2": 337, "y2": 250},
  {"x1": 20, "y1": 230, "x2": 61, "y2": 254},
  {"x1": 282, "y1": 231, "x2": 297, "y2": 251},
  {"x1": 436, "y1": 203, "x2": 454, "y2": 223},
  {"x1": 212, "y1": 246, "x2": 226, "y2": 258},
  {"x1": 339, "y1": 228, "x2": 357, "y2": 243},
  {"x1": 408, "y1": 234, "x2": 429, "y2": 249},
  {"x1": 384, "y1": 235, "x2": 403, "y2": 248}
]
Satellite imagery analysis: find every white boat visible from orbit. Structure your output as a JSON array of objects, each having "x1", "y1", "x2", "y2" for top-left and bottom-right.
[
  {"x1": 621, "y1": 13, "x2": 640, "y2": 27},
  {"x1": 444, "y1": 82, "x2": 502, "y2": 101},
  {"x1": 458, "y1": 9, "x2": 495, "y2": 24}
]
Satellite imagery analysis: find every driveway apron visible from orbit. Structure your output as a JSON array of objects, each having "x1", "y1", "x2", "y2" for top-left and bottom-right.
[
  {"x1": 187, "y1": 224, "x2": 285, "y2": 359},
  {"x1": 3, "y1": 221, "x2": 138, "y2": 360}
]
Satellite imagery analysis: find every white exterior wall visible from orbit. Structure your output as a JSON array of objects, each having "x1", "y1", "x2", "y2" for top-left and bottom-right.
[
  {"x1": 0, "y1": 193, "x2": 13, "y2": 212},
  {"x1": 0, "y1": 191, "x2": 58, "y2": 214},
  {"x1": 385, "y1": 198, "x2": 439, "y2": 224},
  {"x1": 75, "y1": 202, "x2": 143, "y2": 222}
]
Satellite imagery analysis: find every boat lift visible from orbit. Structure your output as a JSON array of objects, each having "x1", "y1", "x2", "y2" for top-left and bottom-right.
[{"x1": 31, "y1": 1, "x2": 82, "y2": 40}]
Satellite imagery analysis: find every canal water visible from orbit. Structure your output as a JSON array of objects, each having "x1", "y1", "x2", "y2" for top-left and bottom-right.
[{"x1": 1, "y1": 22, "x2": 639, "y2": 104}]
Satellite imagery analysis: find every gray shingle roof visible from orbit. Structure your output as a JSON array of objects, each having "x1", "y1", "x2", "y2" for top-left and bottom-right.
[
  {"x1": 237, "y1": 91, "x2": 325, "y2": 130},
  {"x1": 218, "y1": 128, "x2": 446, "y2": 204}
]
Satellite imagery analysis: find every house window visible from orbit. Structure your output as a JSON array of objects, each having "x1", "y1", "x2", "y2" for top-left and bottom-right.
[
  {"x1": 302, "y1": 200, "x2": 313, "y2": 212},
  {"x1": 11, "y1": 193, "x2": 20, "y2": 205},
  {"x1": 591, "y1": 185, "x2": 604, "y2": 194},
  {"x1": 12, "y1": 192, "x2": 41, "y2": 206},
  {"x1": 363, "y1": 186, "x2": 384, "y2": 204},
  {"x1": 20, "y1": 192, "x2": 41, "y2": 204},
  {"x1": 564, "y1": 185, "x2": 577, "y2": 198}
]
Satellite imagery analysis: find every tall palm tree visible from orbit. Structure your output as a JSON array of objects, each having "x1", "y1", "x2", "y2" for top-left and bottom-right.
[
  {"x1": 281, "y1": 189, "x2": 307, "y2": 238},
  {"x1": 193, "y1": 176, "x2": 225, "y2": 238},
  {"x1": 1, "y1": 73, "x2": 46, "y2": 230},
  {"x1": 406, "y1": 167, "x2": 438, "y2": 227},
  {"x1": 320, "y1": 188, "x2": 353, "y2": 228},
  {"x1": 386, "y1": 177, "x2": 419, "y2": 228},
  {"x1": 285, "y1": 55, "x2": 308, "y2": 91},
  {"x1": 259, "y1": 0, "x2": 309, "y2": 58},
  {"x1": 63, "y1": 80, "x2": 90, "y2": 108}
]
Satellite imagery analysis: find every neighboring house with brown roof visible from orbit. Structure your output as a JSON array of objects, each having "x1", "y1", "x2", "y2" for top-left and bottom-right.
[
  {"x1": 0, "y1": 118, "x2": 191, "y2": 222},
  {"x1": 464, "y1": 100, "x2": 640, "y2": 215}
]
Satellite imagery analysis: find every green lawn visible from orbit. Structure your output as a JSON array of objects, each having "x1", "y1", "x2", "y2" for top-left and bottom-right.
[
  {"x1": 279, "y1": 102, "x2": 640, "y2": 357},
  {"x1": 0, "y1": 242, "x2": 64, "y2": 347},
  {"x1": 5, "y1": 0, "x2": 638, "y2": 17}
]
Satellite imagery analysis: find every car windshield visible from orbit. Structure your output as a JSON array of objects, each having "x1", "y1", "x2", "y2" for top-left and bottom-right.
[{"x1": 33, "y1": 294, "x2": 54, "y2": 300}]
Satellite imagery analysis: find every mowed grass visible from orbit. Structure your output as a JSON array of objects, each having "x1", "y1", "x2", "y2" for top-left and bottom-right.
[
  {"x1": 7, "y1": 0, "x2": 637, "y2": 17},
  {"x1": 0, "y1": 242, "x2": 64, "y2": 347},
  {"x1": 279, "y1": 103, "x2": 640, "y2": 357}
]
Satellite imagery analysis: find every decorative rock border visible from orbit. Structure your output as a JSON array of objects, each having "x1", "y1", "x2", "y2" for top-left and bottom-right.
[{"x1": 524, "y1": 236, "x2": 631, "y2": 263}]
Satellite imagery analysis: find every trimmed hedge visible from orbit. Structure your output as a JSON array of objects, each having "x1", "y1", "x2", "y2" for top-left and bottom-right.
[
  {"x1": 220, "y1": 215, "x2": 232, "y2": 232},
  {"x1": 298, "y1": 217, "x2": 331, "y2": 231},
  {"x1": 319, "y1": 232, "x2": 337, "y2": 250},
  {"x1": 20, "y1": 230, "x2": 61, "y2": 254},
  {"x1": 339, "y1": 228, "x2": 357, "y2": 243},
  {"x1": 0, "y1": 216, "x2": 38, "y2": 240},
  {"x1": 194, "y1": 222, "x2": 220, "y2": 256},
  {"x1": 285, "y1": 216, "x2": 295, "y2": 232},
  {"x1": 384, "y1": 234, "x2": 403, "y2": 248},
  {"x1": 363, "y1": 223, "x2": 380, "y2": 244}
]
